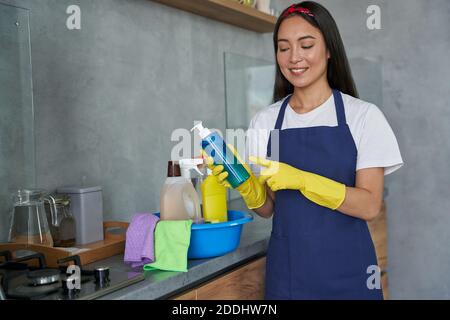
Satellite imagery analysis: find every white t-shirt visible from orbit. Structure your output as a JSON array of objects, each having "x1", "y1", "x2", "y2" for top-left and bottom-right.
[{"x1": 246, "y1": 92, "x2": 404, "y2": 176}]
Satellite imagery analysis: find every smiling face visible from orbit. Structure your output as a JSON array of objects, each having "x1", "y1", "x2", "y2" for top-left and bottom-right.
[{"x1": 276, "y1": 15, "x2": 330, "y2": 90}]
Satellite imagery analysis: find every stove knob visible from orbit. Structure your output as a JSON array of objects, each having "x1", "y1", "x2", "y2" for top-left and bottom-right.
[
  {"x1": 94, "y1": 267, "x2": 110, "y2": 287},
  {"x1": 61, "y1": 279, "x2": 79, "y2": 298}
]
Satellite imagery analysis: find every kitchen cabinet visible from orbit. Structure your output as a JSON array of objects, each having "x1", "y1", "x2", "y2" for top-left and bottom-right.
[
  {"x1": 173, "y1": 289, "x2": 198, "y2": 300},
  {"x1": 150, "y1": 0, "x2": 277, "y2": 33},
  {"x1": 367, "y1": 200, "x2": 389, "y2": 300},
  {"x1": 172, "y1": 256, "x2": 266, "y2": 300}
]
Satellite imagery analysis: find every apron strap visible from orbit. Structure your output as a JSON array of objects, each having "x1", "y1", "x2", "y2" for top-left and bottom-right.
[
  {"x1": 267, "y1": 95, "x2": 291, "y2": 158},
  {"x1": 333, "y1": 89, "x2": 347, "y2": 126},
  {"x1": 266, "y1": 90, "x2": 346, "y2": 157},
  {"x1": 274, "y1": 94, "x2": 291, "y2": 130},
  {"x1": 275, "y1": 90, "x2": 346, "y2": 129}
]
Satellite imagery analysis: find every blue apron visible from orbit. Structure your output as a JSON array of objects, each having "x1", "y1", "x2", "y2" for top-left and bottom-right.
[{"x1": 265, "y1": 89, "x2": 383, "y2": 300}]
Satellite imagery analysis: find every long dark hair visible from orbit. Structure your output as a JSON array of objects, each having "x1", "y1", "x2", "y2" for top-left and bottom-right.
[{"x1": 272, "y1": 1, "x2": 358, "y2": 102}]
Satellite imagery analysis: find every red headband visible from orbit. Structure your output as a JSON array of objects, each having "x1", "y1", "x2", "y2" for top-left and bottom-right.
[{"x1": 282, "y1": 5, "x2": 314, "y2": 18}]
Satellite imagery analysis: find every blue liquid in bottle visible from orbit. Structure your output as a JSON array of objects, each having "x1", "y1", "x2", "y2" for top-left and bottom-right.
[{"x1": 192, "y1": 123, "x2": 250, "y2": 189}]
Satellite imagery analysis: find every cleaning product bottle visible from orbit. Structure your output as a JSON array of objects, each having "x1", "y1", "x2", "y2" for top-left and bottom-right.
[
  {"x1": 179, "y1": 158, "x2": 204, "y2": 224},
  {"x1": 191, "y1": 122, "x2": 250, "y2": 189},
  {"x1": 201, "y1": 168, "x2": 227, "y2": 223},
  {"x1": 160, "y1": 160, "x2": 202, "y2": 223}
]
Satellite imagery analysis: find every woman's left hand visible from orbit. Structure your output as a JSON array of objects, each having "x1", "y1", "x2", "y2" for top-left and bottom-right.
[
  {"x1": 249, "y1": 156, "x2": 346, "y2": 210},
  {"x1": 249, "y1": 156, "x2": 304, "y2": 191}
]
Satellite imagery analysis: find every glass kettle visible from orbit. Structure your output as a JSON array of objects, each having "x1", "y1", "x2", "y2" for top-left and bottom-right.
[
  {"x1": 8, "y1": 189, "x2": 57, "y2": 247},
  {"x1": 45, "y1": 194, "x2": 76, "y2": 247}
]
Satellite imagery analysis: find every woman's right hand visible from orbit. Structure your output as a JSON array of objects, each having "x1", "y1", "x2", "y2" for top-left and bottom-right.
[
  {"x1": 205, "y1": 157, "x2": 232, "y2": 188},
  {"x1": 203, "y1": 149, "x2": 267, "y2": 210}
]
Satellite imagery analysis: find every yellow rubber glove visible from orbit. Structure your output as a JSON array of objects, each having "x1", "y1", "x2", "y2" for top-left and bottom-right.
[
  {"x1": 202, "y1": 146, "x2": 266, "y2": 210},
  {"x1": 250, "y1": 156, "x2": 346, "y2": 210}
]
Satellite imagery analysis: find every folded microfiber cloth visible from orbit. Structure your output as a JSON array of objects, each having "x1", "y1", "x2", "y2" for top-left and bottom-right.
[
  {"x1": 143, "y1": 220, "x2": 192, "y2": 273},
  {"x1": 124, "y1": 213, "x2": 160, "y2": 268}
]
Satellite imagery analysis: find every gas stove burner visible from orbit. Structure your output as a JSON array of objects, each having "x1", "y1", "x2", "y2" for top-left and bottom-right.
[
  {"x1": 9, "y1": 280, "x2": 61, "y2": 298},
  {"x1": 27, "y1": 269, "x2": 60, "y2": 286},
  {"x1": 0, "y1": 249, "x2": 145, "y2": 300}
]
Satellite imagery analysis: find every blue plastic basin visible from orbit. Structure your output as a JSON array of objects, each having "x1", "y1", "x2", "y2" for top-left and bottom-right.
[{"x1": 153, "y1": 210, "x2": 253, "y2": 259}]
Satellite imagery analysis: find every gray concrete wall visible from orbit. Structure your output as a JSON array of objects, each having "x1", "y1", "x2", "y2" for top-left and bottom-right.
[
  {"x1": 0, "y1": 0, "x2": 275, "y2": 222},
  {"x1": 1, "y1": 0, "x2": 449, "y2": 299}
]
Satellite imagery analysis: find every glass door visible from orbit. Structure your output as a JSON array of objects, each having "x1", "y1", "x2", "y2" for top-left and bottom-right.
[{"x1": 0, "y1": 3, "x2": 34, "y2": 242}]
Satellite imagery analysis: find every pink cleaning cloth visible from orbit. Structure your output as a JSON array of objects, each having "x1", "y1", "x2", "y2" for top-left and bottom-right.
[{"x1": 124, "y1": 213, "x2": 159, "y2": 268}]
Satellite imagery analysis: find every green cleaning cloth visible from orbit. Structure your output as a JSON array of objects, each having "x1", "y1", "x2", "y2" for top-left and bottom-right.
[{"x1": 143, "y1": 219, "x2": 192, "y2": 272}]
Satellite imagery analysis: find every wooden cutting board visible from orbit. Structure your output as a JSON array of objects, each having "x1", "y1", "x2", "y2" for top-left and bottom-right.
[{"x1": 0, "y1": 221, "x2": 128, "y2": 268}]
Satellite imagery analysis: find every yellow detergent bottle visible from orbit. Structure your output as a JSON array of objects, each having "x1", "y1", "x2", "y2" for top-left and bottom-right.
[{"x1": 201, "y1": 169, "x2": 227, "y2": 223}]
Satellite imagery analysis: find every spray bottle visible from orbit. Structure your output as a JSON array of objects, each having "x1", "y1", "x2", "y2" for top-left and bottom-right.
[
  {"x1": 160, "y1": 159, "x2": 203, "y2": 223},
  {"x1": 191, "y1": 122, "x2": 250, "y2": 189}
]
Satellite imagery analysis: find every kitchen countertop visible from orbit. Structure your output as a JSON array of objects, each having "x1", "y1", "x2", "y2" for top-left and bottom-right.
[{"x1": 96, "y1": 199, "x2": 272, "y2": 300}]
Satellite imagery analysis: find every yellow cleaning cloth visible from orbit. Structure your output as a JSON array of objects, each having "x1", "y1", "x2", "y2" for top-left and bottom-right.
[{"x1": 143, "y1": 220, "x2": 192, "y2": 272}]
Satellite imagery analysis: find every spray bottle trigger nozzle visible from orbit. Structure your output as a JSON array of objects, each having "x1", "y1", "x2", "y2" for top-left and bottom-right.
[
  {"x1": 193, "y1": 166, "x2": 203, "y2": 176},
  {"x1": 179, "y1": 158, "x2": 204, "y2": 176}
]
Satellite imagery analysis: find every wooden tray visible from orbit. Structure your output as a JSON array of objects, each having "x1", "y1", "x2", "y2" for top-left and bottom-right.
[{"x1": 0, "y1": 221, "x2": 129, "y2": 268}]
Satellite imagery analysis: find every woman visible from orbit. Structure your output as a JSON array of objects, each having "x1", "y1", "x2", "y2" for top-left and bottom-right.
[{"x1": 208, "y1": 1, "x2": 403, "y2": 299}]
